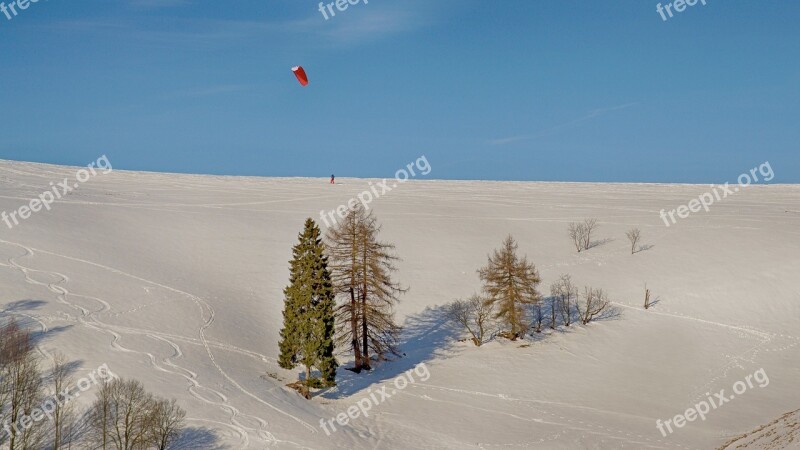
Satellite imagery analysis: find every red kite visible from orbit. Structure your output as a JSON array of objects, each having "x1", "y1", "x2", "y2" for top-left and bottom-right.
[{"x1": 292, "y1": 66, "x2": 309, "y2": 86}]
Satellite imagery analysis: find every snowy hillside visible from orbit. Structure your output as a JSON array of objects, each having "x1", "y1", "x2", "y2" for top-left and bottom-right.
[
  {"x1": 718, "y1": 409, "x2": 800, "y2": 450},
  {"x1": 0, "y1": 160, "x2": 798, "y2": 449}
]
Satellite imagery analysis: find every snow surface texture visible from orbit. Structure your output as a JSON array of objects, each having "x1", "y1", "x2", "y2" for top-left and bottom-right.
[{"x1": 0, "y1": 160, "x2": 798, "y2": 450}]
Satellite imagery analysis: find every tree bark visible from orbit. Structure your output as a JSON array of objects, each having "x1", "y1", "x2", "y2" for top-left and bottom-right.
[{"x1": 349, "y1": 286, "x2": 361, "y2": 371}]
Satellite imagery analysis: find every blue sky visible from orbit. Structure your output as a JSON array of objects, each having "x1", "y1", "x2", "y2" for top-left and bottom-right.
[{"x1": 0, "y1": 0, "x2": 798, "y2": 182}]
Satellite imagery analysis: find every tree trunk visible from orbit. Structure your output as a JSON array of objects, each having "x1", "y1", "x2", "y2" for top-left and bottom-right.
[
  {"x1": 360, "y1": 242, "x2": 371, "y2": 371},
  {"x1": 349, "y1": 286, "x2": 361, "y2": 372},
  {"x1": 304, "y1": 365, "x2": 312, "y2": 399},
  {"x1": 361, "y1": 293, "x2": 369, "y2": 371}
]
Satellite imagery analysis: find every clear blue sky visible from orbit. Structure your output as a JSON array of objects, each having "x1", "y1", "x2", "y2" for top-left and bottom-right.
[{"x1": 1, "y1": 0, "x2": 798, "y2": 182}]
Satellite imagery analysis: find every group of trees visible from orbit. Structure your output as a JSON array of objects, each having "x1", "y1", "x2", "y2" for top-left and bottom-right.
[
  {"x1": 1, "y1": 318, "x2": 186, "y2": 450},
  {"x1": 0, "y1": 319, "x2": 46, "y2": 450},
  {"x1": 447, "y1": 219, "x2": 653, "y2": 344},
  {"x1": 447, "y1": 235, "x2": 613, "y2": 346},
  {"x1": 278, "y1": 204, "x2": 405, "y2": 395},
  {"x1": 550, "y1": 274, "x2": 578, "y2": 327},
  {"x1": 276, "y1": 210, "x2": 644, "y2": 384},
  {"x1": 569, "y1": 219, "x2": 645, "y2": 255},
  {"x1": 568, "y1": 219, "x2": 598, "y2": 252},
  {"x1": 89, "y1": 378, "x2": 186, "y2": 450}
]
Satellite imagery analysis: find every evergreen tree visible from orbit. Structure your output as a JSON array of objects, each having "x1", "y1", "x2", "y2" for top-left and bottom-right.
[
  {"x1": 278, "y1": 219, "x2": 338, "y2": 394},
  {"x1": 327, "y1": 204, "x2": 405, "y2": 372},
  {"x1": 478, "y1": 235, "x2": 542, "y2": 339}
]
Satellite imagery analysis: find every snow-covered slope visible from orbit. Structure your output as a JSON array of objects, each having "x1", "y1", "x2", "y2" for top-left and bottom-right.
[
  {"x1": 718, "y1": 409, "x2": 800, "y2": 450},
  {"x1": 0, "y1": 160, "x2": 798, "y2": 449}
]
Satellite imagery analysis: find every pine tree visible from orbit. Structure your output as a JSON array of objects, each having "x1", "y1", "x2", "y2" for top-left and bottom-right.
[
  {"x1": 278, "y1": 219, "x2": 338, "y2": 394},
  {"x1": 327, "y1": 204, "x2": 405, "y2": 372},
  {"x1": 478, "y1": 235, "x2": 542, "y2": 339}
]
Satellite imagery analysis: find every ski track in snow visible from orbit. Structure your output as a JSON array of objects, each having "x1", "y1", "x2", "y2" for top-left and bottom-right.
[
  {"x1": 395, "y1": 387, "x2": 675, "y2": 449},
  {"x1": 1, "y1": 163, "x2": 797, "y2": 449},
  {"x1": 0, "y1": 238, "x2": 319, "y2": 449},
  {"x1": 610, "y1": 301, "x2": 799, "y2": 405}
]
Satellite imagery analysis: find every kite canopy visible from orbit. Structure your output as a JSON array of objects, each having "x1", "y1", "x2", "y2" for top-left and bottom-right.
[{"x1": 292, "y1": 66, "x2": 309, "y2": 86}]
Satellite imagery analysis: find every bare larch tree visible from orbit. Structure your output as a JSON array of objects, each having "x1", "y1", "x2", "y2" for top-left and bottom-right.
[
  {"x1": 326, "y1": 204, "x2": 364, "y2": 370},
  {"x1": 478, "y1": 235, "x2": 542, "y2": 339},
  {"x1": 327, "y1": 204, "x2": 405, "y2": 372}
]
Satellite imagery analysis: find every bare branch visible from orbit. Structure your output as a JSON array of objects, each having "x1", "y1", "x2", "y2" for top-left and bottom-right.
[{"x1": 626, "y1": 228, "x2": 641, "y2": 255}]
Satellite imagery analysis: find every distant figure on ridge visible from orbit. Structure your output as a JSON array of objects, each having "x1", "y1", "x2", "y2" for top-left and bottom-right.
[{"x1": 330, "y1": 174, "x2": 335, "y2": 184}]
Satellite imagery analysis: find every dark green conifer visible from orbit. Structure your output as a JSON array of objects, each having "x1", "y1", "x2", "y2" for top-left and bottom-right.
[{"x1": 278, "y1": 219, "x2": 338, "y2": 395}]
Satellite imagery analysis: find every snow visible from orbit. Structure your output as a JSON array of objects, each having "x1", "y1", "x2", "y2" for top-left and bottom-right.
[{"x1": 0, "y1": 159, "x2": 798, "y2": 449}]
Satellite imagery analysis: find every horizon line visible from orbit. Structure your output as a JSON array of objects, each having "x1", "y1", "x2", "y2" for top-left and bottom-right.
[{"x1": 0, "y1": 158, "x2": 796, "y2": 187}]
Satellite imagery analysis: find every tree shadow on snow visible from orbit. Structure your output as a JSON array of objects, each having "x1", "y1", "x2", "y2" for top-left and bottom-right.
[
  {"x1": 30, "y1": 324, "x2": 74, "y2": 347},
  {"x1": 588, "y1": 238, "x2": 614, "y2": 249},
  {"x1": 321, "y1": 305, "x2": 461, "y2": 399},
  {"x1": 57, "y1": 422, "x2": 223, "y2": 450},
  {"x1": 524, "y1": 296, "x2": 622, "y2": 341},
  {"x1": 0, "y1": 299, "x2": 73, "y2": 345},
  {"x1": 0, "y1": 299, "x2": 47, "y2": 314},
  {"x1": 647, "y1": 295, "x2": 663, "y2": 309},
  {"x1": 595, "y1": 304, "x2": 623, "y2": 322},
  {"x1": 524, "y1": 296, "x2": 576, "y2": 342},
  {"x1": 40, "y1": 359, "x2": 85, "y2": 388},
  {"x1": 171, "y1": 427, "x2": 225, "y2": 450}
]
